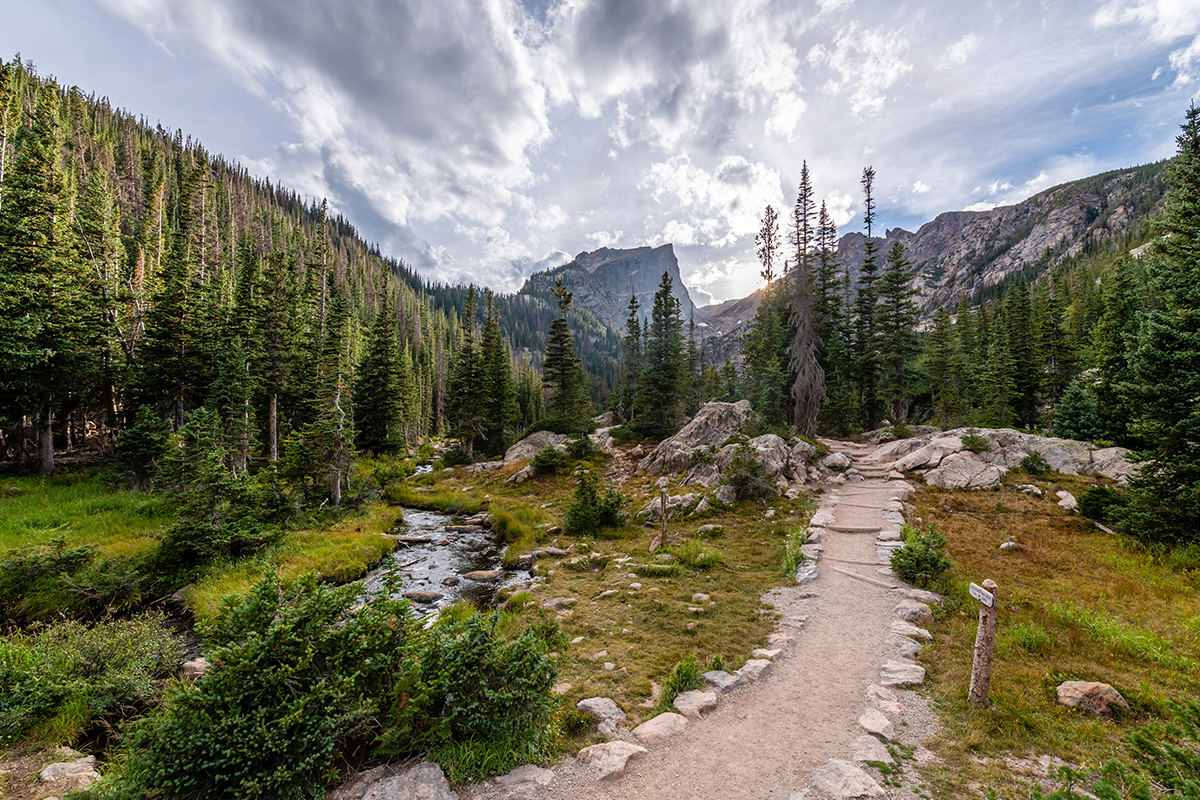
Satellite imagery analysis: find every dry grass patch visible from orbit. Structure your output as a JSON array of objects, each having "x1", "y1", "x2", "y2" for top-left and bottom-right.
[{"x1": 908, "y1": 473, "x2": 1200, "y2": 798}]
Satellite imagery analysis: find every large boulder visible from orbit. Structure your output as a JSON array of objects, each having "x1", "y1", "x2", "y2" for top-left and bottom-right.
[
  {"x1": 923, "y1": 451, "x2": 1005, "y2": 489},
  {"x1": 636, "y1": 400, "x2": 753, "y2": 475},
  {"x1": 892, "y1": 436, "x2": 963, "y2": 472},
  {"x1": 504, "y1": 431, "x2": 567, "y2": 463},
  {"x1": 682, "y1": 433, "x2": 797, "y2": 487},
  {"x1": 1089, "y1": 447, "x2": 1139, "y2": 483},
  {"x1": 1056, "y1": 681, "x2": 1130, "y2": 718},
  {"x1": 327, "y1": 761, "x2": 456, "y2": 800}
]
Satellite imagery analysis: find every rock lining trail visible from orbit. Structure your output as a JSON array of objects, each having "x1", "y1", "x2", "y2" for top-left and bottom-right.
[{"x1": 464, "y1": 439, "x2": 943, "y2": 800}]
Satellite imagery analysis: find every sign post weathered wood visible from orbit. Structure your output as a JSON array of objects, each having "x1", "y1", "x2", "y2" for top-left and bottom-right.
[{"x1": 968, "y1": 578, "x2": 999, "y2": 708}]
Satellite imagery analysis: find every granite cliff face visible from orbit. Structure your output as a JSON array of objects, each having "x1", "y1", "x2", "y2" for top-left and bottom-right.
[
  {"x1": 518, "y1": 244, "x2": 712, "y2": 331},
  {"x1": 837, "y1": 161, "x2": 1167, "y2": 313}
]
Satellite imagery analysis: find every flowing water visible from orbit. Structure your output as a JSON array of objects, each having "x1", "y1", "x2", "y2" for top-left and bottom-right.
[{"x1": 359, "y1": 508, "x2": 532, "y2": 614}]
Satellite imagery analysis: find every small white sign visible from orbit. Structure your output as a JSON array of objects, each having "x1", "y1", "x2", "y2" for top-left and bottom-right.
[{"x1": 969, "y1": 582, "x2": 995, "y2": 607}]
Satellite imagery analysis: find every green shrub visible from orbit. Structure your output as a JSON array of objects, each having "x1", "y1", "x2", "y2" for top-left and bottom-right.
[
  {"x1": 639, "y1": 562, "x2": 682, "y2": 578},
  {"x1": 0, "y1": 613, "x2": 183, "y2": 747},
  {"x1": 531, "y1": 446, "x2": 572, "y2": 476},
  {"x1": 1122, "y1": 699, "x2": 1200, "y2": 796},
  {"x1": 961, "y1": 431, "x2": 992, "y2": 453},
  {"x1": 675, "y1": 539, "x2": 725, "y2": 570},
  {"x1": 0, "y1": 538, "x2": 97, "y2": 621},
  {"x1": 705, "y1": 654, "x2": 726, "y2": 672},
  {"x1": 1020, "y1": 451, "x2": 1052, "y2": 476},
  {"x1": 113, "y1": 407, "x2": 170, "y2": 489},
  {"x1": 656, "y1": 653, "x2": 703, "y2": 713},
  {"x1": 490, "y1": 508, "x2": 534, "y2": 544},
  {"x1": 890, "y1": 421, "x2": 915, "y2": 439},
  {"x1": 564, "y1": 474, "x2": 625, "y2": 536},
  {"x1": 723, "y1": 444, "x2": 773, "y2": 503},
  {"x1": 889, "y1": 523, "x2": 954, "y2": 588},
  {"x1": 566, "y1": 435, "x2": 595, "y2": 459},
  {"x1": 1078, "y1": 485, "x2": 1127, "y2": 522},
  {"x1": 783, "y1": 527, "x2": 808, "y2": 577}
]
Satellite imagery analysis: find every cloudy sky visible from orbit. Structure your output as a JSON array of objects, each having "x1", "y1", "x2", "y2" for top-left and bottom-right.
[{"x1": 6, "y1": 0, "x2": 1200, "y2": 303}]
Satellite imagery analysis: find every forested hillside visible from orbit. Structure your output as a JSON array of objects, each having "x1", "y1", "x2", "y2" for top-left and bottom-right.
[{"x1": 0, "y1": 60, "x2": 571, "y2": 484}]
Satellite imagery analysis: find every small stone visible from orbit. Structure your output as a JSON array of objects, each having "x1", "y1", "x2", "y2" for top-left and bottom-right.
[
  {"x1": 603, "y1": 662, "x2": 616, "y2": 671},
  {"x1": 704, "y1": 670, "x2": 747, "y2": 692},
  {"x1": 542, "y1": 597, "x2": 576, "y2": 610},
  {"x1": 590, "y1": 650, "x2": 609, "y2": 660},
  {"x1": 441, "y1": 576, "x2": 460, "y2": 585},
  {"x1": 598, "y1": 589, "x2": 620, "y2": 598},
  {"x1": 577, "y1": 697, "x2": 626, "y2": 726},
  {"x1": 632, "y1": 712, "x2": 688, "y2": 744},
  {"x1": 795, "y1": 560, "x2": 819, "y2": 584},
  {"x1": 879, "y1": 659, "x2": 926, "y2": 686},
  {"x1": 576, "y1": 741, "x2": 647, "y2": 781},
  {"x1": 179, "y1": 657, "x2": 208, "y2": 680},
  {"x1": 752, "y1": 648, "x2": 782, "y2": 660},
  {"x1": 551, "y1": 682, "x2": 573, "y2": 695},
  {"x1": 889, "y1": 619, "x2": 932, "y2": 640},
  {"x1": 737, "y1": 658, "x2": 773, "y2": 682},
  {"x1": 858, "y1": 708, "x2": 895, "y2": 740},
  {"x1": 673, "y1": 690, "x2": 718, "y2": 719},
  {"x1": 692, "y1": 593, "x2": 711, "y2": 603},
  {"x1": 403, "y1": 590, "x2": 443, "y2": 604},
  {"x1": 883, "y1": 633, "x2": 921, "y2": 660},
  {"x1": 685, "y1": 622, "x2": 697, "y2": 630},
  {"x1": 768, "y1": 632, "x2": 796, "y2": 646},
  {"x1": 462, "y1": 569, "x2": 505, "y2": 581},
  {"x1": 628, "y1": 582, "x2": 642, "y2": 590},
  {"x1": 1056, "y1": 681, "x2": 1130, "y2": 718},
  {"x1": 893, "y1": 599, "x2": 934, "y2": 626},
  {"x1": 1000, "y1": 541, "x2": 1019, "y2": 551},
  {"x1": 570, "y1": 636, "x2": 584, "y2": 644},
  {"x1": 866, "y1": 684, "x2": 902, "y2": 714},
  {"x1": 687, "y1": 606, "x2": 705, "y2": 613},
  {"x1": 1056, "y1": 490, "x2": 1078, "y2": 512},
  {"x1": 809, "y1": 758, "x2": 885, "y2": 798},
  {"x1": 850, "y1": 734, "x2": 894, "y2": 764}
]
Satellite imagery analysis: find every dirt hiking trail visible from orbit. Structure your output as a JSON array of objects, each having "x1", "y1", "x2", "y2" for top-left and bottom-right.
[{"x1": 466, "y1": 440, "x2": 943, "y2": 800}]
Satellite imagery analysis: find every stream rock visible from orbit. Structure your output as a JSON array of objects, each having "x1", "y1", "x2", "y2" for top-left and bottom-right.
[
  {"x1": 179, "y1": 657, "x2": 208, "y2": 680},
  {"x1": 462, "y1": 570, "x2": 505, "y2": 581},
  {"x1": 404, "y1": 591, "x2": 443, "y2": 604}
]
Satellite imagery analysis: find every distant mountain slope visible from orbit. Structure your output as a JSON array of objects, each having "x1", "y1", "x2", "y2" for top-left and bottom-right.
[
  {"x1": 837, "y1": 161, "x2": 1168, "y2": 313},
  {"x1": 517, "y1": 244, "x2": 711, "y2": 333}
]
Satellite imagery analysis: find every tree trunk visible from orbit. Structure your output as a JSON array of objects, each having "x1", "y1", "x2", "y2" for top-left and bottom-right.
[
  {"x1": 38, "y1": 405, "x2": 54, "y2": 476},
  {"x1": 268, "y1": 393, "x2": 278, "y2": 461}
]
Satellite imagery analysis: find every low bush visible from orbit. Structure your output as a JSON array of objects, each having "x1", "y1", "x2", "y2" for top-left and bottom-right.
[
  {"x1": 80, "y1": 577, "x2": 564, "y2": 799},
  {"x1": 531, "y1": 446, "x2": 573, "y2": 476},
  {"x1": 961, "y1": 431, "x2": 992, "y2": 453},
  {"x1": 675, "y1": 539, "x2": 725, "y2": 570},
  {"x1": 890, "y1": 523, "x2": 953, "y2": 588},
  {"x1": 723, "y1": 444, "x2": 773, "y2": 504},
  {"x1": 782, "y1": 527, "x2": 808, "y2": 577},
  {"x1": 564, "y1": 474, "x2": 625, "y2": 536},
  {"x1": 1078, "y1": 485, "x2": 1127, "y2": 523},
  {"x1": 0, "y1": 613, "x2": 183, "y2": 747},
  {"x1": 1020, "y1": 451, "x2": 1052, "y2": 477}
]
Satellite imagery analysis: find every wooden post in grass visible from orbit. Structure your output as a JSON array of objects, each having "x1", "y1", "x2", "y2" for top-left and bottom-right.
[{"x1": 968, "y1": 578, "x2": 998, "y2": 707}]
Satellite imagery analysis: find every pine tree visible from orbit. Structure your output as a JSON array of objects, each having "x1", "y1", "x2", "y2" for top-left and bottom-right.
[
  {"x1": 446, "y1": 286, "x2": 484, "y2": 458},
  {"x1": 633, "y1": 271, "x2": 685, "y2": 436},
  {"x1": 874, "y1": 241, "x2": 919, "y2": 423},
  {"x1": 787, "y1": 163, "x2": 824, "y2": 437},
  {"x1": 543, "y1": 279, "x2": 587, "y2": 428},
  {"x1": 854, "y1": 167, "x2": 882, "y2": 430},
  {"x1": 1121, "y1": 102, "x2": 1200, "y2": 542},
  {"x1": 923, "y1": 307, "x2": 960, "y2": 423},
  {"x1": 478, "y1": 290, "x2": 518, "y2": 456},
  {"x1": 756, "y1": 204, "x2": 781, "y2": 284},
  {"x1": 0, "y1": 83, "x2": 91, "y2": 474},
  {"x1": 1005, "y1": 280, "x2": 1039, "y2": 428},
  {"x1": 355, "y1": 293, "x2": 404, "y2": 454},
  {"x1": 615, "y1": 294, "x2": 642, "y2": 424}
]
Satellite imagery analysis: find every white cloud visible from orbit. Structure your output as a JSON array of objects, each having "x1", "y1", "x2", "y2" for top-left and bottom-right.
[
  {"x1": 807, "y1": 22, "x2": 912, "y2": 115},
  {"x1": 765, "y1": 92, "x2": 808, "y2": 141},
  {"x1": 963, "y1": 201, "x2": 996, "y2": 212},
  {"x1": 942, "y1": 33, "x2": 979, "y2": 67},
  {"x1": 913, "y1": 180, "x2": 932, "y2": 193},
  {"x1": 585, "y1": 229, "x2": 623, "y2": 248}
]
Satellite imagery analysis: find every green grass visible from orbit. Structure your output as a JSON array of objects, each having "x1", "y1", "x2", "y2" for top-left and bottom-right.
[
  {"x1": 910, "y1": 473, "x2": 1200, "y2": 798},
  {"x1": 0, "y1": 470, "x2": 171, "y2": 558}
]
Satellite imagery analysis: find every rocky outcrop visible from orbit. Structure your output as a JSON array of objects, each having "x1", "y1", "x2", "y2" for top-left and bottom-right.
[
  {"x1": 636, "y1": 401, "x2": 753, "y2": 475},
  {"x1": 860, "y1": 427, "x2": 1140, "y2": 489},
  {"x1": 504, "y1": 431, "x2": 567, "y2": 463}
]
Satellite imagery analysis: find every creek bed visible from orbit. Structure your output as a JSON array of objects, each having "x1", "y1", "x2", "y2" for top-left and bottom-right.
[{"x1": 359, "y1": 509, "x2": 531, "y2": 614}]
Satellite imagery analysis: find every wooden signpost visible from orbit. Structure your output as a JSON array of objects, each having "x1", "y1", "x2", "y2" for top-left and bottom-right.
[{"x1": 968, "y1": 578, "x2": 998, "y2": 708}]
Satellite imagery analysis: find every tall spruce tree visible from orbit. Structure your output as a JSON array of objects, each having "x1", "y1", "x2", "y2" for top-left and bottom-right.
[
  {"x1": 854, "y1": 167, "x2": 882, "y2": 429},
  {"x1": 615, "y1": 294, "x2": 642, "y2": 424},
  {"x1": 446, "y1": 286, "x2": 484, "y2": 458},
  {"x1": 875, "y1": 241, "x2": 919, "y2": 423},
  {"x1": 543, "y1": 279, "x2": 588, "y2": 428},
  {"x1": 478, "y1": 290, "x2": 518, "y2": 456},
  {"x1": 1121, "y1": 102, "x2": 1200, "y2": 542},
  {"x1": 787, "y1": 162, "x2": 825, "y2": 437},
  {"x1": 355, "y1": 293, "x2": 404, "y2": 454},
  {"x1": 633, "y1": 271, "x2": 685, "y2": 436}
]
